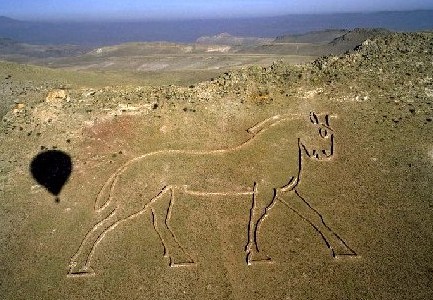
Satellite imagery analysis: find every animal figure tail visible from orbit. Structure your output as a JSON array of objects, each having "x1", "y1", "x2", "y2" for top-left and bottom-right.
[
  {"x1": 93, "y1": 156, "x2": 147, "y2": 213},
  {"x1": 94, "y1": 157, "x2": 142, "y2": 212}
]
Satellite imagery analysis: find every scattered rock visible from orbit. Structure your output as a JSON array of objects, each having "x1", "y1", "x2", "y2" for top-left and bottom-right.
[
  {"x1": 46, "y1": 89, "x2": 69, "y2": 102},
  {"x1": 12, "y1": 103, "x2": 25, "y2": 114}
]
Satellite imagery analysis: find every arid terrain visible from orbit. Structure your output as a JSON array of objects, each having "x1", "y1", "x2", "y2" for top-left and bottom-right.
[
  {"x1": 0, "y1": 28, "x2": 391, "y2": 87},
  {"x1": 1, "y1": 30, "x2": 433, "y2": 299}
]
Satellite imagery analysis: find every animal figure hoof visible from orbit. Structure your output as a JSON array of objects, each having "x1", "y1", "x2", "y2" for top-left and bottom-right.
[
  {"x1": 331, "y1": 245, "x2": 357, "y2": 258},
  {"x1": 68, "y1": 263, "x2": 95, "y2": 277},
  {"x1": 333, "y1": 251, "x2": 359, "y2": 260},
  {"x1": 247, "y1": 251, "x2": 273, "y2": 265},
  {"x1": 169, "y1": 261, "x2": 196, "y2": 268},
  {"x1": 168, "y1": 255, "x2": 196, "y2": 267}
]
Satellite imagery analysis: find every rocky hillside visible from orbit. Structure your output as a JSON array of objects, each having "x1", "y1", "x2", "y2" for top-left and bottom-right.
[
  {"x1": 2, "y1": 31, "x2": 432, "y2": 153},
  {"x1": 3, "y1": 31, "x2": 433, "y2": 131}
]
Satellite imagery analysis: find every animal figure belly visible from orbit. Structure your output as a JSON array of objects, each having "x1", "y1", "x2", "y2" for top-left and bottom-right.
[{"x1": 142, "y1": 147, "x2": 300, "y2": 193}]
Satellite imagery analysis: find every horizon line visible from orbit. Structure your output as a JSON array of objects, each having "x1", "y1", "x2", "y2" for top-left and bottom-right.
[{"x1": 2, "y1": 8, "x2": 433, "y2": 23}]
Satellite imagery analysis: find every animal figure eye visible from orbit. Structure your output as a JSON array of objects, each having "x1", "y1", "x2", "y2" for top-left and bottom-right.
[{"x1": 319, "y1": 128, "x2": 328, "y2": 138}]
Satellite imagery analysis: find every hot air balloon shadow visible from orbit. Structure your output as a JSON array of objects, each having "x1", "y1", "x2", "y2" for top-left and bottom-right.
[{"x1": 30, "y1": 150, "x2": 72, "y2": 203}]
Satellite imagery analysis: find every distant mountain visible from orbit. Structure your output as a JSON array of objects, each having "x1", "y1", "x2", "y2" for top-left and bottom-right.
[
  {"x1": 196, "y1": 33, "x2": 273, "y2": 46},
  {"x1": 0, "y1": 10, "x2": 433, "y2": 46},
  {"x1": 0, "y1": 16, "x2": 22, "y2": 24},
  {"x1": 275, "y1": 29, "x2": 349, "y2": 44},
  {"x1": 0, "y1": 37, "x2": 17, "y2": 46},
  {"x1": 0, "y1": 37, "x2": 88, "y2": 61},
  {"x1": 0, "y1": 16, "x2": 13, "y2": 22},
  {"x1": 329, "y1": 28, "x2": 391, "y2": 48}
]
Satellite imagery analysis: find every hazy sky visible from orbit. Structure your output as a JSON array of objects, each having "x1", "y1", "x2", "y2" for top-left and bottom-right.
[{"x1": 1, "y1": 0, "x2": 432, "y2": 21}]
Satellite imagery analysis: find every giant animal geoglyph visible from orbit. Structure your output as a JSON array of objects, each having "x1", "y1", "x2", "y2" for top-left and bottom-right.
[{"x1": 68, "y1": 112, "x2": 356, "y2": 276}]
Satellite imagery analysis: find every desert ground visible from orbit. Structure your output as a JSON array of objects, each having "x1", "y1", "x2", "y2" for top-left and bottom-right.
[{"x1": 1, "y1": 31, "x2": 433, "y2": 299}]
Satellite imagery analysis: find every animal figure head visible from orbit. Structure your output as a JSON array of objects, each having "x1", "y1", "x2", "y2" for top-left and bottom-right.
[
  {"x1": 299, "y1": 112, "x2": 334, "y2": 160},
  {"x1": 246, "y1": 112, "x2": 335, "y2": 160}
]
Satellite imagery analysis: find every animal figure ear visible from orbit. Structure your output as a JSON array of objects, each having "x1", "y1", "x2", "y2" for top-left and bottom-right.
[
  {"x1": 324, "y1": 114, "x2": 330, "y2": 127},
  {"x1": 310, "y1": 112, "x2": 319, "y2": 124}
]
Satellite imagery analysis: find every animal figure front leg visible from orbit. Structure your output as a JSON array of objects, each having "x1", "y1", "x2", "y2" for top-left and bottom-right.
[
  {"x1": 279, "y1": 190, "x2": 357, "y2": 258},
  {"x1": 245, "y1": 182, "x2": 277, "y2": 265}
]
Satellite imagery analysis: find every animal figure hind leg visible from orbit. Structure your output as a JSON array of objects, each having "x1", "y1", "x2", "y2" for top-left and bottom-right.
[
  {"x1": 278, "y1": 190, "x2": 357, "y2": 258},
  {"x1": 68, "y1": 208, "x2": 121, "y2": 276},
  {"x1": 150, "y1": 186, "x2": 194, "y2": 267},
  {"x1": 68, "y1": 185, "x2": 178, "y2": 276}
]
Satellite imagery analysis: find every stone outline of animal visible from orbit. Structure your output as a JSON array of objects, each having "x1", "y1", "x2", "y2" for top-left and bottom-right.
[{"x1": 68, "y1": 112, "x2": 356, "y2": 277}]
